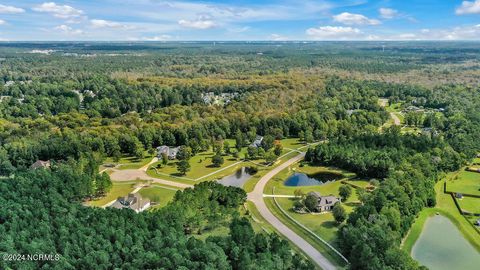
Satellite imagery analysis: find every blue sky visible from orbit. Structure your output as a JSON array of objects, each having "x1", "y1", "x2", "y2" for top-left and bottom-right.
[{"x1": 0, "y1": 0, "x2": 479, "y2": 41}]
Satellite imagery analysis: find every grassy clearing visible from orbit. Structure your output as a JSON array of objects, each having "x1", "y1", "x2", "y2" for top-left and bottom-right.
[
  {"x1": 446, "y1": 169, "x2": 480, "y2": 196},
  {"x1": 402, "y1": 174, "x2": 480, "y2": 254},
  {"x1": 103, "y1": 151, "x2": 154, "y2": 170},
  {"x1": 86, "y1": 182, "x2": 138, "y2": 207},
  {"x1": 138, "y1": 185, "x2": 178, "y2": 209}
]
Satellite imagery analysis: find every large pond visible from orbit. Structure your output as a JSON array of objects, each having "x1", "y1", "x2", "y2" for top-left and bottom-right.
[
  {"x1": 284, "y1": 172, "x2": 343, "y2": 186},
  {"x1": 412, "y1": 215, "x2": 480, "y2": 270},
  {"x1": 217, "y1": 167, "x2": 253, "y2": 188}
]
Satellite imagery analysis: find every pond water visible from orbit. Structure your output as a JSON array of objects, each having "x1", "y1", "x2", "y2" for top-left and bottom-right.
[
  {"x1": 284, "y1": 172, "x2": 343, "y2": 186},
  {"x1": 217, "y1": 167, "x2": 253, "y2": 188},
  {"x1": 411, "y1": 215, "x2": 480, "y2": 270}
]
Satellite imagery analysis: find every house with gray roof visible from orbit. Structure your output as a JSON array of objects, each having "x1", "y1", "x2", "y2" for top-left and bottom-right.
[
  {"x1": 308, "y1": 192, "x2": 340, "y2": 212},
  {"x1": 250, "y1": 135, "x2": 263, "y2": 148},
  {"x1": 157, "y1": 145, "x2": 180, "y2": 159},
  {"x1": 109, "y1": 193, "x2": 150, "y2": 213},
  {"x1": 30, "y1": 160, "x2": 51, "y2": 170}
]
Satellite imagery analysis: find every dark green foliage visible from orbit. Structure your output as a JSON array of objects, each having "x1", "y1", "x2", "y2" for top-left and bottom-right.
[
  {"x1": 332, "y1": 203, "x2": 347, "y2": 223},
  {"x1": 0, "y1": 166, "x2": 311, "y2": 269},
  {"x1": 339, "y1": 185, "x2": 352, "y2": 201},
  {"x1": 177, "y1": 160, "x2": 191, "y2": 175},
  {"x1": 212, "y1": 153, "x2": 224, "y2": 167},
  {"x1": 304, "y1": 193, "x2": 318, "y2": 212}
]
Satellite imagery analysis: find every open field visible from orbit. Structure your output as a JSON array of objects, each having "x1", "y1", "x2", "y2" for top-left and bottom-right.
[
  {"x1": 102, "y1": 152, "x2": 155, "y2": 170},
  {"x1": 138, "y1": 185, "x2": 179, "y2": 209},
  {"x1": 446, "y1": 169, "x2": 480, "y2": 196},
  {"x1": 402, "y1": 174, "x2": 480, "y2": 254}
]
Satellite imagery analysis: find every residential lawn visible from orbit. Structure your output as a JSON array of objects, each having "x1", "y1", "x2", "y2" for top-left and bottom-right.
[
  {"x1": 446, "y1": 169, "x2": 480, "y2": 196},
  {"x1": 86, "y1": 182, "x2": 137, "y2": 207},
  {"x1": 138, "y1": 185, "x2": 179, "y2": 209},
  {"x1": 457, "y1": 196, "x2": 480, "y2": 214},
  {"x1": 264, "y1": 197, "x2": 348, "y2": 269},
  {"x1": 274, "y1": 181, "x2": 363, "y2": 245},
  {"x1": 402, "y1": 174, "x2": 480, "y2": 254}
]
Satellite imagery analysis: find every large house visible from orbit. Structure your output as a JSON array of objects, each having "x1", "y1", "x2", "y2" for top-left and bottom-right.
[
  {"x1": 250, "y1": 135, "x2": 263, "y2": 148},
  {"x1": 30, "y1": 160, "x2": 51, "y2": 170},
  {"x1": 109, "y1": 193, "x2": 150, "y2": 213},
  {"x1": 308, "y1": 192, "x2": 340, "y2": 212},
  {"x1": 157, "y1": 145, "x2": 180, "y2": 159}
]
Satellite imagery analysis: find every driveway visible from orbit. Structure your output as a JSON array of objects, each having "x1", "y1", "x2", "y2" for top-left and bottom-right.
[{"x1": 247, "y1": 152, "x2": 337, "y2": 270}]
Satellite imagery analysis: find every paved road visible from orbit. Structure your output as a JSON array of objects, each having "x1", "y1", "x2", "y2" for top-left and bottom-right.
[
  {"x1": 109, "y1": 169, "x2": 193, "y2": 189},
  {"x1": 247, "y1": 152, "x2": 337, "y2": 270}
]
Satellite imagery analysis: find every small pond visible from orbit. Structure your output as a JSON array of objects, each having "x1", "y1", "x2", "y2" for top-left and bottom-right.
[
  {"x1": 411, "y1": 215, "x2": 480, "y2": 270},
  {"x1": 217, "y1": 167, "x2": 253, "y2": 188},
  {"x1": 284, "y1": 172, "x2": 343, "y2": 187}
]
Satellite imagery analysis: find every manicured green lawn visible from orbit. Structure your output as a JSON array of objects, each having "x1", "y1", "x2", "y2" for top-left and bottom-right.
[
  {"x1": 457, "y1": 196, "x2": 480, "y2": 214},
  {"x1": 86, "y1": 182, "x2": 137, "y2": 207},
  {"x1": 138, "y1": 185, "x2": 179, "y2": 209},
  {"x1": 274, "y1": 181, "x2": 363, "y2": 245},
  {"x1": 446, "y1": 169, "x2": 480, "y2": 196}
]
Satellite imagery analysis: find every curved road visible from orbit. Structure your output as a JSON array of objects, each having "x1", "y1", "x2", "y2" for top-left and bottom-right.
[{"x1": 247, "y1": 152, "x2": 337, "y2": 270}]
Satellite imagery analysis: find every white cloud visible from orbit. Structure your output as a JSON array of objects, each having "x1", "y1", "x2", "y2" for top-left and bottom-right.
[
  {"x1": 306, "y1": 26, "x2": 363, "y2": 40},
  {"x1": 33, "y1": 2, "x2": 84, "y2": 19},
  {"x1": 385, "y1": 25, "x2": 480, "y2": 40},
  {"x1": 178, "y1": 18, "x2": 216, "y2": 29},
  {"x1": 456, "y1": 0, "x2": 480, "y2": 15},
  {"x1": 269, "y1": 34, "x2": 288, "y2": 41},
  {"x1": 333, "y1": 12, "x2": 381, "y2": 25},
  {"x1": 90, "y1": 19, "x2": 134, "y2": 30},
  {"x1": 0, "y1": 4, "x2": 25, "y2": 14},
  {"x1": 142, "y1": 35, "x2": 172, "y2": 41},
  {"x1": 0, "y1": 19, "x2": 5, "y2": 25},
  {"x1": 55, "y1": 24, "x2": 83, "y2": 35},
  {"x1": 379, "y1": 8, "x2": 398, "y2": 19}
]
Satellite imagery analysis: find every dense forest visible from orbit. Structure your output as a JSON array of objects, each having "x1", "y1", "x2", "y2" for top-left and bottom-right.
[{"x1": 1, "y1": 42, "x2": 479, "y2": 269}]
